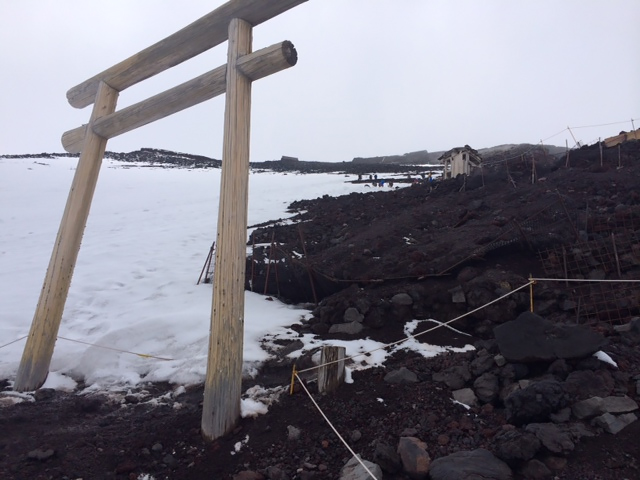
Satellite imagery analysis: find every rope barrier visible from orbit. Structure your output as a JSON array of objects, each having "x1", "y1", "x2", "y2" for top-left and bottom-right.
[
  {"x1": 288, "y1": 273, "x2": 640, "y2": 477},
  {"x1": 479, "y1": 116, "x2": 639, "y2": 167},
  {"x1": 294, "y1": 372, "x2": 379, "y2": 480},
  {"x1": 0, "y1": 335, "x2": 28, "y2": 350},
  {"x1": 530, "y1": 277, "x2": 640, "y2": 283},
  {"x1": 297, "y1": 280, "x2": 535, "y2": 375},
  {"x1": 572, "y1": 118, "x2": 638, "y2": 130},
  {"x1": 57, "y1": 336, "x2": 174, "y2": 361}
]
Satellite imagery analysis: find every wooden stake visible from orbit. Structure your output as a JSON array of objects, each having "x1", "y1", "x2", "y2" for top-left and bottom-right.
[
  {"x1": 618, "y1": 144, "x2": 621, "y2": 168},
  {"x1": 565, "y1": 139, "x2": 570, "y2": 168},
  {"x1": 531, "y1": 154, "x2": 536, "y2": 184},
  {"x1": 14, "y1": 81, "x2": 118, "y2": 391},
  {"x1": 599, "y1": 138, "x2": 603, "y2": 167},
  {"x1": 317, "y1": 346, "x2": 346, "y2": 393},
  {"x1": 263, "y1": 231, "x2": 275, "y2": 295},
  {"x1": 197, "y1": 242, "x2": 215, "y2": 284},
  {"x1": 611, "y1": 233, "x2": 622, "y2": 278},
  {"x1": 250, "y1": 236, "x2": 255, "y2": 292},
  {"x1": 202, "y1": 18, "x2": 253, "y2": 441},
  {"x1": 297, "y1": 225, "x2": 318, "y2": 305}
]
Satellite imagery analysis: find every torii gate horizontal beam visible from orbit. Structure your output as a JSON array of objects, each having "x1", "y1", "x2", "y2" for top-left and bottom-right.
[
  {"x1": 66, "y1": 0, "x2": 307, "y2": 109},
  {"x1": 61, "y1": 41, "x2": 297, "y2": 153}
]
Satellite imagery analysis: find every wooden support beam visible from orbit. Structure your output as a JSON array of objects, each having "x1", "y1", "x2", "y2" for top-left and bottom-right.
[
  {"x1": 61, "y1": 41, "x2": 297, "y2": 153},
  {"x1": 201, "y1": 17, "x2": 253, "y2": 441},
  {"x1": 14, "y1": 81, "x2": 118, "y2": 392},
  {"x1": 67, "y1": 0, "x2": 306, "y2": 109}
]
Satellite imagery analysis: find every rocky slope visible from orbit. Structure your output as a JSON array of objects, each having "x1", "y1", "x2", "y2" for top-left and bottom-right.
[{"x1": 2, "y1": 141, "x2": 640, "y2": 480}]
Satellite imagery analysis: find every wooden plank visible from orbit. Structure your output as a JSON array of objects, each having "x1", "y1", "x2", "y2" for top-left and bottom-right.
[
  {"x1": 201, "y1": 17, "x2": 253, "y2": 441},
  {"x1": 67, "y1": 0, "x2": 307, "y2": 109},
  {"x1": 61, "y1": 41, "x2": 297, "y2": 153},
  {"x1": 14, "y1": 81, "x2": 118, "y2": 392},
  {"x1": 318, "y1": 346, "x2": 346, "y2": 393}
]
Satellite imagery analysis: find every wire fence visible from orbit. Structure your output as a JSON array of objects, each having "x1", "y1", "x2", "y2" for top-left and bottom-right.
[
  {"x1": 3, "y1": 274, "x2": 638, "y2": 479},
  {"x1": 481, "y1": 116, "x2": 639, "y2": 167}
]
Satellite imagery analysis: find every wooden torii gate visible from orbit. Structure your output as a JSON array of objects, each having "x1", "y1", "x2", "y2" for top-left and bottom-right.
[{"x1": 14, "y1": 0, "x2": 307, "y2": 441}]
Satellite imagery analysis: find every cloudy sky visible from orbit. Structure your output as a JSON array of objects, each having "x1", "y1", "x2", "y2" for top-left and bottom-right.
[{"x1": 1, "y1": 1, "x2": 638, "y2": 162}]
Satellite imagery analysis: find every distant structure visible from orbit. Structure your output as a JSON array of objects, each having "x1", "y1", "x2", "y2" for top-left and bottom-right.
[
  {"x1": 439, "y1": 145, "x2": 482, "y2": 179},
  {"x1": 280, "y1": 155, "x2": 299, "y2": 163},
  {"x1": 603, "y1": 128, "x2": 640, "y2": 148}
]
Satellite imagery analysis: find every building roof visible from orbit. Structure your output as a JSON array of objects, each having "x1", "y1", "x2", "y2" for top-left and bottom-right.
[{"x1": 438, "y1": 145, "x2": 482, "y2": 163}]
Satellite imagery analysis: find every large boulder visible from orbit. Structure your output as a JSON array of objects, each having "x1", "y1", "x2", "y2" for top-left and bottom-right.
[
  {"x1": 494, "y1": 312, "x2": 606, "y2": 363},
  {"x1": 493, "y1": 430, "x2": 541, "y2": 463},
  {"x1": 397, "y1": 437, "x2": 431, "y2": 479},
  {"x1": 504, "y1": 380, "x2": 569, "y2": 425},
  {"x1": 340, "y1": 455, "x2": 383, "y2": 480},
  {"x1": 429, "y1": 449, "x2": 512, "y2": 480}
]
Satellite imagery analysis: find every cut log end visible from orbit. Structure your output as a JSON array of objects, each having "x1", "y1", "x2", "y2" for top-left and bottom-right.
[
  {"x1": 282, "y1": 40, "x2": 298, "y2": 66},
  {"x1": 61, "y1": 125, "x2": 87, "y2": 154}
]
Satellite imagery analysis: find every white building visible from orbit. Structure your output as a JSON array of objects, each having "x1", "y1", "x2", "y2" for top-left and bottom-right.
[{"x1": 439, "y1": 145, "x2": 482, "y2": 179}]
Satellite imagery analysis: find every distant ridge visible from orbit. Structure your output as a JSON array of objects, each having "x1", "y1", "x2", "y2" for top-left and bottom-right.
[{"x1": 1, "y1": 143, "x2": 566, "y2": 172}]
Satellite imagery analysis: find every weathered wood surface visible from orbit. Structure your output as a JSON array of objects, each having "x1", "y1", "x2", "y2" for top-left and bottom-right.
[
  {"x1": 201, "y1": 18, "x2": 253, "y2": 441},
  {"x1": 14, "y1": 82, "x2": 119, "y2": 392},
  {"x1": 67, "y1": 0, "x2": 307, "y2": 109},
  {"x1": 318, "y1": 346, "x2": 346, "y2": 393},
  {"x1": 61, "y1": 41, "x2": 297, "y2": 153}
]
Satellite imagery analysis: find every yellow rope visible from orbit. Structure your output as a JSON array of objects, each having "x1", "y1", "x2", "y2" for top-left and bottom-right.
[
  {"x1": 529, "y1": 274, "x2": 535, "y2": 312},
  {"x1": 0, "y1": 335, "x2": 28, "y2": 350},
  {"x1": 57, "y1": 336, "x2": 173, "y2": 361},
  {"x1": 289, "y1": 364, "x2": 297, "y2": 395}
]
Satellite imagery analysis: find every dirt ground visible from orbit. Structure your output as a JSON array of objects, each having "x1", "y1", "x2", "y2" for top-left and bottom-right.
[{"x1": 2, "y1": 141, "x2": 640, "y2": 480}]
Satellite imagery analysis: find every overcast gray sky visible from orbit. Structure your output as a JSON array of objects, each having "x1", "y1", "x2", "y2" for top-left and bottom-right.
[{"x1": 1, "y1": 1, "x2": 639, "y2": 162}]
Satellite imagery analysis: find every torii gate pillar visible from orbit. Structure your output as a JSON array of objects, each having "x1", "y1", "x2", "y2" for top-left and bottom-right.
[{"x1": 201, "y1": 17, "x2": 254, "y2": 440}]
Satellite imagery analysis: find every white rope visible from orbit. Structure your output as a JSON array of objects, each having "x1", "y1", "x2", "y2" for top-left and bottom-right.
[
  {"x1": 531, "y1": 277, "x2": 640, "y2": 283},
  {"x1": 298, "y1": 280, "x2": 534, "y2": 375},
  {"x1": 572, "y1": 118, "x2": 638, "y2": 130},
  {"x1": 294, "y1": 373, "x2": 379, "y2": 480}
]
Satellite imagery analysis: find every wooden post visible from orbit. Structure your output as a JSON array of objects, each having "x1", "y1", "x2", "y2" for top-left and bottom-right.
[
  {"x1": 531, "y1": 153, "x2": 536, "y2": 184},
  {"x1": 14, "y1": 81, "x2": 118, "y2": 391},
  {"x1": 611, "y1": 233, "x2": 622, "y2": 278},
  {"x1": 202, "y1": 18, "x2": 253, "y2": 441},
  {"x1": 565, "y1": 139, "x2": 570, "y2": 168},
  {"x1": 263, "y1": 232, "x2": 276, "y2": 295},
  {"x1": 599, "y1": 138, "x2": 603, "y2": 166},
  {"x1": 318, "y1": 346, "x2": 346, "y2": 393}
]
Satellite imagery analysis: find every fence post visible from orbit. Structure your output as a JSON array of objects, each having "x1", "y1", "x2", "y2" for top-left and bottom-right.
[
  {"x1": 599, "y1": 138, "x2": 603, "y2": 166},
  {"x1": 318, "y1": 346, "x2": 346, "y2": 393},
  {"x1": 201, "y1": 17, "x2": 253, "y2": 441},
  {"x1": 14, "y1": 81, "x2": 118, "y2": 391}
]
